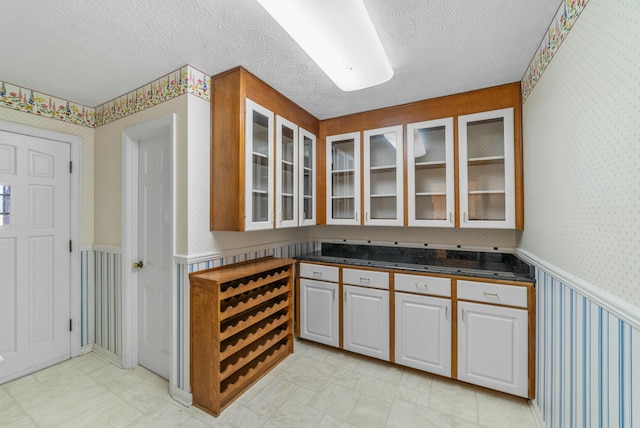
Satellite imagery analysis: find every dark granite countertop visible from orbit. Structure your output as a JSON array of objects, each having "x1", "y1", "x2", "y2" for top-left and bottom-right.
[{"x1": 296, "y1": 243, "x2": 535, "y2": 283}]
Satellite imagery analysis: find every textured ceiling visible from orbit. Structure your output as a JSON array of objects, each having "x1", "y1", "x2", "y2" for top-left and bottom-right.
[{"x1": 0, "y1": 0, "x2": 560, "y2": 119}]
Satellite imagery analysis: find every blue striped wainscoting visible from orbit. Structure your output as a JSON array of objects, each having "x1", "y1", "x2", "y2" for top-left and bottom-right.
[
  {"x1": 80, "y1": 249, "x2": 93, "y2": 348},
  {"x1": 93, "y1": 248, "x2": 122, "y2": 357},
  {"x1": 535, "y1": 267, "x2": 638, "y2": 428}
]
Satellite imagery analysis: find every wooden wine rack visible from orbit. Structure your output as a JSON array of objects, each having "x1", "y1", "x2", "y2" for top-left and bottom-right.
[{"x1": 190, "y1": 257, "x2": 295, "y2": 416}]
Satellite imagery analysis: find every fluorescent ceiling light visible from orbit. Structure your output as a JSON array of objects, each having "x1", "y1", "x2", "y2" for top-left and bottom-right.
[{"x1": 256, "y1": 0, "x2": 394, "y2": 91}]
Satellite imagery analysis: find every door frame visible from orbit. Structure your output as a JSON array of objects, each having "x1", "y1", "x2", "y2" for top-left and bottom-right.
[
  {"x1": 0, "y1": 119, "x2": 82, "y2": 359},
  {"x1": 121, "y1": 115, "x2": 176, "y2": 390}
]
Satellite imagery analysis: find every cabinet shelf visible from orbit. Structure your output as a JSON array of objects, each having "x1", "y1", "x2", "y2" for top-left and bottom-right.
[
  {"x1": 332, "y1": 169, "x2": 355, "y2": 174},
  {"x1": 415, "y1": 160, "x2": 446, "y2": 169},
  {"x1": 370, "y1": 165, "x2": 396, "y2": 172},
  {"x1": 252, "y1": 151, "x2": 268, "y2": 159},
  {"x1": 252, "y1": 189, "x2": 268, "y2": 195},
  {"x1": 468, "y1": 190, "x2": 506, "y2": 195},
  {"x1": 190, "y1": 257, "x2": 294, "y2": 416},
  {"x1": 467, "y1": 156, "x2": 505, "y2": 166},
  {"x1": 370, "y1": 194, "x2": 397, "y2": 198},
  {"x1": 416, "y1": 192, "x2": 447, "y2": 196}
]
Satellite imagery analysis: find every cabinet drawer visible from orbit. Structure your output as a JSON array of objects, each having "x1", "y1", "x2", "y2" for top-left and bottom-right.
[
  {"x1": 343, "y1": 268, "x2": 389, "y2": 290},
  {"x1": 299, "y1": 263, "x2": 339, "y2": 283},
  {"x1": 394, "y1": 273, "x2": 451, "y2": 297},
  {"x1": 457, "y1": 280, "x2": 528, "y2": 308}
]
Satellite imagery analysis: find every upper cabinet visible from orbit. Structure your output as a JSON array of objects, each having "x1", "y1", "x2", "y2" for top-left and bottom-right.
[
  {"x1": 210, "y1": 67, "x2": 320, "y2": 231},
  {"x1": 407, "y1": 118, "x2": 454, "y2": 227},
  {"x1": 275, "y1": 115, "x2": 298, "y2": 229},
  {"x1": 318, "y1": 82, "x2": 523, "y2": 229},
  {"x1": 363, "y1": 125, "x2": 404, "y2": 226},
  {"x1": 245, "y1": 100, "x2": 275, "y2": 231},
  {"x1": 326, "y1": 132, "x2": 361, "y2": 225},
  {"x1": 299, "y1": 129, "x2": 317, "y2": 226},
  {"x1": 458, "y1": 108, "x2": 515, "y2": 229}
]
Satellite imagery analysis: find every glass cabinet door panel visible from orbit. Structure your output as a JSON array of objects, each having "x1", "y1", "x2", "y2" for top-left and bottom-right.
[
  {"x1": 276, "y1": 115, "x2": 298, "y2": 228},
  {"x1": 244, "y1": 99, "x2": 274, "y2": 230},
  {"x1": 363, "y1": 125, "x2": 403, "y2": 226},
  {"x1": 326, "y1": 132, "x2": 360, "y2": 225},
  {"x1": 458, "y1": 108, "x2": 515, "y2": 228},
  {"x1": 299, "y1": 128, "x2": 316, "y2": 226},
  {"x1": 407, "y1": 119, "x2": 454, "y2": 227}
]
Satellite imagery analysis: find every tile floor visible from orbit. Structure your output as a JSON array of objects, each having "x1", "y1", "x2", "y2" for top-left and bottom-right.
[{"x1": 0, "y1": 339, "x2": 539, "y2": 427}]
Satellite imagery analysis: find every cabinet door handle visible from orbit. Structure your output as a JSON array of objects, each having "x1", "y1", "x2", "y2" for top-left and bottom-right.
[
  {"x1": 415, "y1": 283, "x2": 428, "y2": 289},
  {"x1": 344, "y1": 291, "x2": 347, "y2": 302},
  {"x1": 461, "y1": 308, "x2": 465, "y2": 322},
  {"x1": 445, "y1": 306, "x2": 448, "y2": 320},
  {"x1": 366, "y1": 212, "x2": 369, "y2": 222},
  {"x1": 359, "y1": 277, "x2": 370, "y2": 283},
  {"x1": 483, "y1": 291, "x2": 499, "y2": 298},
  {"x1": 355, "y1": 211, "x2": 359, "y2": 222},
  {"x1": 449, "y1": 212, "x2": 452, "y2": 223},
  {"x1": 332, "y1": 289, "x2": 335, "y2": 300},
  {"x1": 463, "y1": 212, "x2": 467, "y2": 223},
  {"x1": 313, "y1": 271, "x2": 322, "y2": 278}
]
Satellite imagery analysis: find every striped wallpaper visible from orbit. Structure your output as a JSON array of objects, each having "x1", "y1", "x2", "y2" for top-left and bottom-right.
[
  {"x1": 534, "y1": 267, "x2": 639, "y2": 428},
  {"x1": 92, "y1": 248, "x2": 122, "y2": 357}
]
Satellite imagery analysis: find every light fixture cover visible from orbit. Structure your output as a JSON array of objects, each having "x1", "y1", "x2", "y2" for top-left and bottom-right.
[{"x1": 256, "y1": 0, "x2": 394, "y2": 91}]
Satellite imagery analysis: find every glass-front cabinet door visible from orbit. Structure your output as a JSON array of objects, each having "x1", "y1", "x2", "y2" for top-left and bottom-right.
[
  {"x1": 244, "y1": 99, "x2": 274, "y2": 231},
  {"x1": 363, "y1": 125, "x2": 403, "y2": 226},
  {"x1": 299, "y1": 128, "x2": 316, "y2": 226},
  {"x1": 326, "y1": 132, "x2": 360, "y2": 225},
  {"x1": 407, "y1": 118, "x2": 454, "y2": 227},
  {"x1": 458, "y1": 108, "x2": 515, "y2": 228},
  {"x1": 275, "y1": 115, "x2": 298, "y2": 228}
]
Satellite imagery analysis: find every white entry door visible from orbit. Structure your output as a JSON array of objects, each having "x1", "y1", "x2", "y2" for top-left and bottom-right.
[
  {"x1": 0, "y1": 131, "x2": 70, "y2": 384},
  {"x1": 136, "y1": 132, "x2": 171, "y2": 379}
]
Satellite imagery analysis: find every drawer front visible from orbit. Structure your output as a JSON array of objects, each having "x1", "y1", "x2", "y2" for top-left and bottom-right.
[
  {"x1": 299, "y1": 263, "x2": 339, "y2": 283},
  {"x1": 394, "y1": 273, "x2": 451, "y2": 297},
  {"x1": 343, "y1": 268, "x2": 389, "y2": 290},
  {"x1": 457, "y1": 280, "x2": 528, "y2": 308}
]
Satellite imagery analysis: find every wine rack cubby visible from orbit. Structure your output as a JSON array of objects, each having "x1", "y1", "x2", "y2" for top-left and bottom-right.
[{"x1": 190, "y1": 257, "x2": 295, "y2": 416}]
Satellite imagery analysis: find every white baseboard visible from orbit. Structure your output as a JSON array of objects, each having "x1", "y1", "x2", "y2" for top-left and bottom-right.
[
  {"x1": 529, "y1": 400, "x2": 547, "y2": 428},
  {"x1": 80, "y1": 344, "x2": 94, "y2": 355},
  {"x1": 171, "y1": 387, "x2": 193, "y2": 407},
  {"x1": 91, "y1": 344, "x2": 123, "y2": 368}
]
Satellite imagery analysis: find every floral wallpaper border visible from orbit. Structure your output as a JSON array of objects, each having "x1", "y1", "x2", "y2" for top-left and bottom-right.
[
  {"x1": 521, "y1": 0, "x2": 590, "y2": 102},
  {"x1": 0, "y1": 65, "x2": 210, "y2": 128}
]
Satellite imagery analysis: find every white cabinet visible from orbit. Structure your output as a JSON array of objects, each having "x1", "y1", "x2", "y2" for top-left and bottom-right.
[
  {"x1": 395, "y1": 292, "x2": 451, "y2": 376},
  {"x1": 326, "y1": 132, "x2": 361, "y2": 225},
  {"x1": 457, "y1": 300, "x2": 528, "y2": 397},
  {"x1": 363, "y1": 125, "x2": 403, "y2": 226},
  {"x1": 299, "y1": 128, "x2": 316, "y2": 226},
  {"x1": 275, "y1": 115, "x2": 298, "y2": 228},
  {"x1": 299, "y1": 278, "x2": 339, "y2": 347},
  {"x1": 458, "y1": 108, "x2": 515, "y2": 228},
  {"x1": 244, "y1": 99, "x2": 274, "y2": 231},
  {"x1": 343, "y1": 285, "x2": 390, "y2": 361},
  {"x1": 406, "y1": 118, "x2": 455, "y2": 227}
]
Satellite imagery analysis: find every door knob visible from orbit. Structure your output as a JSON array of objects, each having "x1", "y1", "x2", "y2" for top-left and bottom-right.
[{"x1": 133, "y1": 261, "x2": 144, "y2": 269}]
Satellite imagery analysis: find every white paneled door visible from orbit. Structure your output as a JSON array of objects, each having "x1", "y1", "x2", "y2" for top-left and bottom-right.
[
  {"x1": 0, "y1": 131, "x2": 70, "y2": 384},
  {"x1": 136, "y1": 132, "x2": 171, "y2": 379}
]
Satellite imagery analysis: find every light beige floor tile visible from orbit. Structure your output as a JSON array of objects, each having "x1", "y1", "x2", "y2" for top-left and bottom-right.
[
  {"x1": 429, "y1": 378, "x2": 479, "y2": 423},
  {"x1": 354, "y1": 359, "x2": 404, "y2": 385},
  {"x1": 277, "y1": 356, "x2": 334, "y2": 391},
  {"x1": 73, "y1": 353, "x2": 111, "y2": 374},
  {"x1": 318, "y1": 414, "x2": 359, "y2": 428},
  {"x1": 59, "y1": 395, "x2": 142, "y2": 428},
  {"x1": 10, "y1": 370, "x2": 100, "y2": 411},
  {"x1": 123, "y1": 399, "x2": 192, "y2": 428},
  {"x1": 476, "y1": 390, "x2": 537, "y2": 428},
  {"x1": 26, "y1": 383, "x2": 115, "y2": 428},
  {"x1": 290, "y1": 385, "x2": 317, "y2": 405},
  {"x1": 118, "y1": 374, "x2": 171, "y2": 414},
  {"x1": 2, "y1": 374, "x2": 40, "y2": 397},
  {"x1": 309, "y1": 382, "x2": 360, "y2": 420},
  {"x1": 387, "y1": 398, "x2": 483, "y2": 428},
  {"x1": 234, "y1": 372, "x2": 277, "y2": 406},
  {"x1": 85, "y1": 361, "x2": 134, "y2": 386},
  {"x1": 244, "y1": 377, "x2": 298, "y2": 417},
  {"x1": 399, "y1": 369, "x2": 433, "y2": 393},
  {"x1": 347, "y1": 394, "x2": 392, "y2": 428},
  {"x1": 262, "y1": 399, "x2": 325, "y2": 428},
  {"x1": 218, "y1": 405, "x2": 268, "y2": 428},
  {"x1": 353, "y1": 374, "x2": 399, "y2": 403},
  {"x1": 101, "y1": 365, "x2": 156, "y2": 395},
  {"x1": 179, "y1": 416, "x2": 216, "y2": 428},
  {"x1": 323, "y1": 350, "x2": 361, "y2": 371},
  {"x1": 0, "y1": 387, "x2": 34, "y2": 427},
  {"x1": 327, "y1": 364, "x2": 363, "y2": 389},
  {"x1": 396, "y1": 385, "x2": 430, "y2": 408}
]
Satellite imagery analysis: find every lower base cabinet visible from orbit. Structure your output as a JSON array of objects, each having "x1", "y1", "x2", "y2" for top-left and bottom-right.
[
  {"x1": 395, "y1": 292, "x2": 451, "y2": 376},
  {"x1": 299, "y1": 278, "x2": 339, "y2": 347},
  {"x1": 457, "y1": 301, "x2": 528, "y2": 397},
  {"x1": 343, "y1": 285, "x2": 390, "y2": 361}
]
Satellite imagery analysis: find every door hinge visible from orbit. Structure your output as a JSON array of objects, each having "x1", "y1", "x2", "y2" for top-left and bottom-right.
[
  {"x1": 69, "y1": 161, "x2": 73, "y2": 173},
  {"x1": 69, "y1": 319, "x2": 73, "y2": 332},
  {"x1": 69, "y1": 240, "x2": 73, "y2": 252}
]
